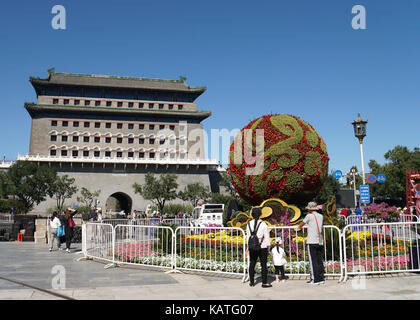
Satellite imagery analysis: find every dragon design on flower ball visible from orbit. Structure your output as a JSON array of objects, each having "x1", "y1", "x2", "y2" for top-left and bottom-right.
[{"x1": 228, "y1": 114, "x2": 329, "y2": 208}]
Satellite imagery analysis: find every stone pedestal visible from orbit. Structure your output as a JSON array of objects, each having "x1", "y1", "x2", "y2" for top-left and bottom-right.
[{"x1": 35, "y1": 218, "x2": 48, "y2": 244}]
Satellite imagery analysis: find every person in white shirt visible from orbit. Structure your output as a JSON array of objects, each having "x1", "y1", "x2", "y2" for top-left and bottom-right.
[
  {"x1": 49, "y1": 211, "x2": 62, "y2": 251},
  {"x1": 271, "y1": 237, "x2": 288, "y2": 283},
  {"x1": 296, "y1": 201, "x2": 325, "y2": 285},
  {"x1": 97, "y1": 208, "x2": 103, "y2": 223},
  {"x1": 246, "y1": 207, "x2": 272, "y2": 288}
]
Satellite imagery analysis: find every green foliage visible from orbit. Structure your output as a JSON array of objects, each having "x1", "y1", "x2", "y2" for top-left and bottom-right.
[
  {"x1": 314, "y1": 173, "x2": 341, "y2": 205},
  {"x1": 178, "y1": 182, "x2": 211, "y2": 207},
  {"x1": 133, "y1": 173, "x2": 178, "y2": 213},
  {"x1": 161, "y1": 203, "x2": 194, "y2": 216},
  {"x1": 76, "y1": 187, "x2": 101, "y2": 211},
  {"x1": 4, "y1": 161, "x2": 58, "y2": 213},
  {"x1": 50, "y1": 175, "x2": 78, "y2": 212},
  {"x1": 0, "y1": 199, "x2": 26, "y2": 213},
  {"x1": 368, "y1": 146, "x2": 420, "y2": 200}
]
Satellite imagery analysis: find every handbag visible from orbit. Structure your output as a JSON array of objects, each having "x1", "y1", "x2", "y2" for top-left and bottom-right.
[
  {"x1": 68, "y1": 217, "x2": 75, "y2": 228},
  {"x1": 313, "y1": 213, "x2": 324, "y2": 246},
  {"x1": 57, "y1": 225, "x2": 65, "y2": 237}
]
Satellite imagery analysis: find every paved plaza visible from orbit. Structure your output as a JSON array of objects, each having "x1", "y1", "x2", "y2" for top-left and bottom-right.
[{"x1": 1, "y1": 242, "x2": 420, "y2": 300}]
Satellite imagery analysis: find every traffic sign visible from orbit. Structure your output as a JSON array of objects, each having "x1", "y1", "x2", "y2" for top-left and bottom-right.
[
  {"x1": 360, "y1": 184, "x2": 370, "y2": 204},
  {"x1": 377, "y1": 174, "x2": 386, "y2": 183},
  {"x1": 333, "y1": 170, "x2": 343, "y2": 179},
  {"x1": 367, "y1": 174, "x2": 377, "y2": 184}
]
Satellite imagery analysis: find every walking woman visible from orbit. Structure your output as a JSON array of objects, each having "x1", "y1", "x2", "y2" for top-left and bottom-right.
[
  {"x1": 246, "y1": 207, "x2": 272, "y2": 288},
  {"x1": 49, "y1": 211, "x2": 62, "y2": 252},
  {"x1": 63, "y1": 207, "x2": 78, "y2": 253}
]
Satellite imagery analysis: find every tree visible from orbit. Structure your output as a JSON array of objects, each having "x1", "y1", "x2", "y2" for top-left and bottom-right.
[
  {"x1": 50, "y1": 175, "x2": 78, "y2": 212},
  {"x1": 133, "y1": 173, "x2": 178, "y2": 213},
  {"x1": 178, "y1": 182, "x2": 211, "y2": 207},
  {"x1": 314, "y1": 173, "x2": 341, "y2": 205},
  {"x1": 368, "y1": 146, "x2": 420, "y2": 201},
  {"x1": 5, "y1": 161, "x2": 58, "y2": 213},
  {"x1": 77, "y1": 187, "x2": 101, "y2": 212}
]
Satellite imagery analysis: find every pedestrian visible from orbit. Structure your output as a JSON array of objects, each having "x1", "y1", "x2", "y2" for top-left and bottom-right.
[
  {"x1": 296, "y1": 201, "x2": 325, "y2": 285},
  {"x1": 271, "y1": 237, "x2": 288, "y2": 283},
  {"x1": 63, "y1": 207, "x2": 78, "y2": 253},
  {"x1": 97, "y1": 208, "x2": 103, "y2": 223},
  {"x1": 49, "y1": 211, "x2": 62, "y2": 252},
  {"x1": 246, "y1": 207, "x2": 272, "y2": 288},
  {"x1": 132, "y1": 209, "x2": 137, "y2": 220}
]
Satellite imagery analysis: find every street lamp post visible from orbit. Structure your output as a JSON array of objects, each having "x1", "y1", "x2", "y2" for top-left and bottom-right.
[{"x1": 351, "y1": 113, "x2": 368, "y2": 185}]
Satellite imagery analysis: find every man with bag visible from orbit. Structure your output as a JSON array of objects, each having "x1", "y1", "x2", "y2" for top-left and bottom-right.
[
  {"x1": 296, "y1": 201, "x2": 325, "y2": 285},
  {"x1": 246, "y1": 207, "x2": 272, "y2": 288}
]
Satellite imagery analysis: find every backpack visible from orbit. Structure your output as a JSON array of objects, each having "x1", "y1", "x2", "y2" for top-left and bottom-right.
[{"x1": 248, "y1": 220, "x2": 263, "y2": 251}]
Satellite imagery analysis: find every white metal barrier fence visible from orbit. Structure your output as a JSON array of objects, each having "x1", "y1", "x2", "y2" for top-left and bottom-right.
[
  {"x1": 81, "y1": 221, "x2": 420, "y2": 282},
  {"x1": 174, "y1": 226, "x2": 247, "y2": 279},
  {"x1": 343, "y1": 221, "x2": 420, "y2": 281},
  {"x1": 268, "y1": 226, "x2": 343, "y2": 279},
  {"x1": 113, "y1": 224, "x2": 174, "y2": 270}
]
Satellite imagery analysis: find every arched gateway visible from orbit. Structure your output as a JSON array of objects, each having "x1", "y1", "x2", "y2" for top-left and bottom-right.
[{"x1": 105, "y1": 192, "x2": 132, "y2": 214}]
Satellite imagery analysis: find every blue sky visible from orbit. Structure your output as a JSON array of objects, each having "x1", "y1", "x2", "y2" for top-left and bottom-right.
[{"x1": 0, "y1": 0, "x2": 419, "y2": 176}]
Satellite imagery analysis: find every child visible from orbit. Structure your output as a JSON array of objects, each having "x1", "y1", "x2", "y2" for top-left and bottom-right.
[{"x1": 271, "y1": 237, "x2": 288, "y2": 283}]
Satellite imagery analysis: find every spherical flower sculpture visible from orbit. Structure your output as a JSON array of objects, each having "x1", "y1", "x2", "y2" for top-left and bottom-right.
[{"x1": 228, "y1": 114, "x2": 329, "y2": 207}]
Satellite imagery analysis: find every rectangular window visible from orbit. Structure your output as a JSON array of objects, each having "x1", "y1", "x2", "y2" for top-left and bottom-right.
[
  {"x1": 128, "y1": 152, "x2": 134, "y2": 158},
  {"x1": 168, "y1": 104, "x2": 174, "y2": 110},
  {"x1": 149, "y1": 103, "x2": 154, "y2": 109},
  {"x1": 83, "y1": 151, "x2": 89, "y2": 157},
  {"x1": 74, "y1": 100, "x2": 80, "y2": 105},
  {"x1": 84, "y1": 122, "x2": 90, "y2": 128},
  {"x1": 85, "y1": 100, "x2": 91, "y2": 106},
  {"x1": 149, "y1": 124, "x2": 155, "y2": 130},
  {"x1": 62, "y1": 121, "x2": 68, "y2": 127},
  {"x1": 106, "y1": 122, "x2": 112, "y2": 129},
  {"x1": 94, "y1": 151, "x2": 100, "y2": 157},
  {"x1": 128, "y1": 123, "x2": 134, "y2": 129},
  {"x1": 128, "y1": 138, "x2": 134, "y2": 144},
  {"x1": 61, "y1": 150, "x2": 68, "y2": 157},
  {"x1": 139, "y1": 138, "x2": 144, "y2": 144},
  {"x1": 84, "y1": 136, "x2": 89, "y2": 143},
  {"x1": 117, "y1": 102, "x2": 123, "y2": 107},
  {"x1": 128, "y1": 102, "x2": 134, "y2": 108},
  {"x1": 53, "y1": 99, "x2": 59, "y2": 105},
  {"x1": 106, "y1": 137, "x2": 111, "y2": 143},
  {"x1": 178, "y1": 105, "x2": 183, "y2": 110},
  {"x1": 159, "y1": 104, "x2": 164, "y2": 109},
  {"x1": 117, "y1": 152, "x2": 123, "y2": 158},
  {"x1": 159, "y1": 125, "x2": 165, "y2": 130},
  {"x1": 64, "y1": 99, "x2": 69, "y2": 105},
  {"x1": 149, "y1": 152, "x2": 155, "y2": 159},
  {"x1": 105, "y1": 151, "x2": 111, "y2": 157},
  {"x1": 62, "y1": 136, "x2": 68, "y2": 142},
  {"x1": 51, "y1": 120, "x2": 57, "y2": 126},
  {"x1": 95, "y1": 101, "x2": 101, "y2": 106},
  {"x1": 73, "y1": 121, "x2": 79, "y2": 127},
  {"x1": 139, "y1": 124, "x2": 144, "y2": 130},
  {"x1": 94, "y1": 137, "x2": 100, "y2": 143},
  {"x1": 160, "y1": 139, "x2": 165, "y2": 145},
  {"x1": 95, "y1": 122, "x2": 100, "y2": 128},
  {"x1": 139, "y1": 103, "x2": 144, "y2": 108},
  {"x1": 169, "y1": 125, "x2": 175, "y2": 130},
  {"x1": 50, "y1": 135, "x2": 57, "y2": 142},
  {"x1": 50, "y1": 150, "x2": 57, "y2": 156},
  {"x1": 72, "y1": 150, "x2": 78, "y2": 157},
  {"x1": 117, "y1": 123, "x2": 123, "y2": 129},
  {"x1": 106, "y1": 101, "x2": 112, "y2": 107},
  {"x1": 149, "y1": 139, "x2": 155, "y2": 145},
  {"x1": 117, "y1": 137, "x2": 123, "y2": 143},
  {"x1": 139, "y1": 152, "x2": 145, "y2": 158},
  {"x1": 73, "y1": 136, "x2": 79, "y2": 142}
]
